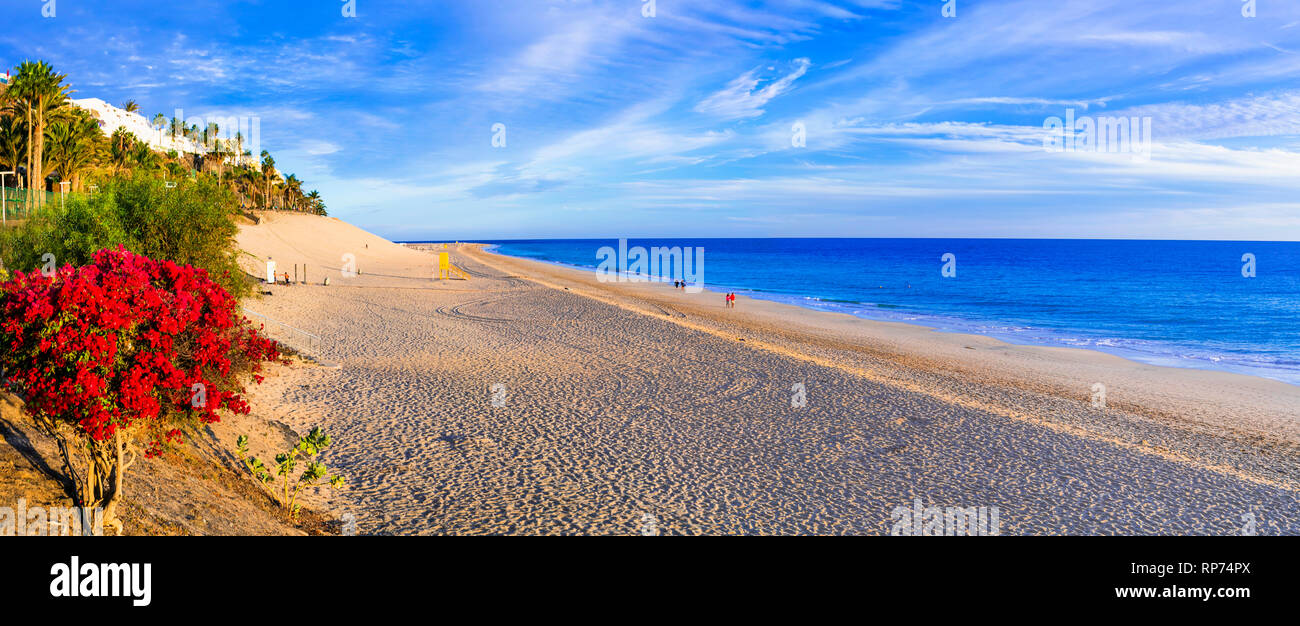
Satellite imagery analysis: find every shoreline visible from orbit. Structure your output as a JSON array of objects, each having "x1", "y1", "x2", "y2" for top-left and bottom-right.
[{"x1": 460, "y1": 242, "x2": 1300, "y2": 388}]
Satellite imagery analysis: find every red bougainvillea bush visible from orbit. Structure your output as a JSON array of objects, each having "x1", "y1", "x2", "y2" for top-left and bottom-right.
[{"x1": 0, "y1": 247, "x2": 285, "y2": 532}]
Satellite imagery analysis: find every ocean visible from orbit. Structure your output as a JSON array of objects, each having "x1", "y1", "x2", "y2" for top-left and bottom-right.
[{"x1": 456, "y1": 238, "x2": 1300, "y2": 386}]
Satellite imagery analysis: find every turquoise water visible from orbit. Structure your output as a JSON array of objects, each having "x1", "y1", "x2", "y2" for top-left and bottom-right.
[{"x1": 450, "y1": 238, "x2": 1300, "y2": 385}]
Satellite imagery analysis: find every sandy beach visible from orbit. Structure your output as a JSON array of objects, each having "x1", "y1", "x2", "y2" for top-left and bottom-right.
[{"x1": 235, "y1": 212, "x2": 1300, "y2": 535}]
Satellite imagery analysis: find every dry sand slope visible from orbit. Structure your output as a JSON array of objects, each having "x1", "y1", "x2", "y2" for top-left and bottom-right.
[{"x1": 236, "y1": 212, "x2": 1299, "y2": 535}]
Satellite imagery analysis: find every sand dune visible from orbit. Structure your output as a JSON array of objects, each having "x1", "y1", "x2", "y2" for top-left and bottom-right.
[{"x1": 235, "y1": 211, "x2": 1299, "y2": 535}]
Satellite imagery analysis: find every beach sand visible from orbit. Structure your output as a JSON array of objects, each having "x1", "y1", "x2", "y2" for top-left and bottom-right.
[{"x1": 235, "y1": 211, "x2": 1300, "y2": 535}]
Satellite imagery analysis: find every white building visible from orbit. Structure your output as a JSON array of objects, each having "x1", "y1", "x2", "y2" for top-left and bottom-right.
[{"x1": 71, "y1": 98, "x2": 200, "y2": 155}]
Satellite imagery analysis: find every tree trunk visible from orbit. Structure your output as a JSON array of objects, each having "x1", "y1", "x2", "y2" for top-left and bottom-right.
[
  {"x1": 25, "y1": 106, "x2": 33, "y2": 209},
  {"x1": 99, "y1": 429, "x2": 133, "y2": 537},
  {"x1": 32, "y1": 95, "x2": 44, "y2": 208},
  {"x1": 47, "y1": 424, "x2": 131, "y2": 536}
]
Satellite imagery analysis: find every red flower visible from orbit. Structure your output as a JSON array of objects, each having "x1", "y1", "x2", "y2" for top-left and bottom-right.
[{"x1": 0, "y1": 247, "x2": 285, "y2": 451}]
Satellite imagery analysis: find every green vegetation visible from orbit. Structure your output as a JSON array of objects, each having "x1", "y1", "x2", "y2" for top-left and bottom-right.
[
  {"x1": 2, "y1": 61, "x2": 70, "y2": 211},
  {"x1": 0, "y1": 57, "x2": 333, "y2": 295},
  {"x1": 235, "y1": 428, "x2": 345, "y2": 520},
  {"x1": 0, "y1": 173, "x2": 250, "y2": 298},
  {"x1": 0, "y1": 58, "x2": 327, "y2": 215}
]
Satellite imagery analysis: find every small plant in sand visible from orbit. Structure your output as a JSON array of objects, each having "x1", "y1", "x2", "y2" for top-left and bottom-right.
[
  {"x1": 234, "y1": 435, "x2": 274, "y2": 486},
  {"x1": 235, "y1": 428, "x2": 344, "y2": 520}
]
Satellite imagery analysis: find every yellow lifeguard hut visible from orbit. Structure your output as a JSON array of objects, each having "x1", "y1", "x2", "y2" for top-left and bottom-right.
[{"x1": 436, "y1": 252, "x2": 470, "y2": 280}]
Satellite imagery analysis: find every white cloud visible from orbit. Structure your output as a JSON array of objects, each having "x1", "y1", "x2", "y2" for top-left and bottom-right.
[
  {"x1": 475, "y1": 15, "x2": 640, "y2": 98},
  {"x1": 1075, "y1": 30, "x2": 1230, "y2": 54},
  {"x1": 1115, "y1": 91, "x2": 1300, "y2": 139},
  {"x1": 300, "y1": 140, "x2": 340, "y2": 156},
  {"x1": 941, "y1": 96, "x2": 1115, "y2": 111},
  {"x1": 695, "y1": 58, "x2": 811, "y2": 120}
]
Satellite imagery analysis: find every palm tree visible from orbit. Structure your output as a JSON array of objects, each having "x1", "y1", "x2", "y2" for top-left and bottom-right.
[
  {"x1": 305, "y1": 190, "x2": 326, "y2": 216},
  {"x1": 282, "y1": 173, "x2": 303, "y2": 211},
  {"x1": 10, "y1": 61, "x2": 71, "y2": 207},
  {"x1": 3, "y1": 77, "x2": 31, "y2": 194},
  {"x1": 207, "y1": 138, "x2": 231, "y2": 176},
  {"x1": 132, "y1": 142, "x2": 159, "y2": 172},
  {"x1": 45, "y1": 109, "x2": 102, "y2": 191},
  {"x1": 109, "y1": 127, "x2": 136, "y2": 174},
  {"x1": 0, "y1": 116, "x2": 25, "y2": 186},
  {"x1": 228, "y1": 167, "x2": 250, "y2": 206},
  {"x1": 206, "y1": 139, "x2": 221, "y2": 174},
  {"x1": 241, "y1": 167, "x2": 260, "y2": 207},
  {"x1": 152, "y1": 113, "x2": 166, "y2": 146},
  {"x1": 260, "y1": 150, "x2": 275, "y2": 209},
  {"x1": 2, "y1": 67, "x2": 34, "y2": 199},
  {"x1": 121, "y1": 100, "x2": 139, "y2": 113}
]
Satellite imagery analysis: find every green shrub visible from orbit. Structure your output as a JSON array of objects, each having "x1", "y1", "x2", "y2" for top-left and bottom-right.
[
  {"x1": 0, "y1": 172, "x2": 248, "y2": 298},
  {"x1": 0, "y1": 190, "x2": 129, "y2": 273}
]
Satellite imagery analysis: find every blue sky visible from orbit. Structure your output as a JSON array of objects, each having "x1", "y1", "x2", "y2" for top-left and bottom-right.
[{"x1": 7, "y1": 0, "x2": 1300, "y2": 240}]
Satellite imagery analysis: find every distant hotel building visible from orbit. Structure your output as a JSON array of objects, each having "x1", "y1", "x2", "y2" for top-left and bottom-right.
[
  {"x1": 1, "y1": 71, "x2": 258, "y2": 172},
  {"x1": 71, "y1": 98, "x2": 199, "y2": 155},
  {"x1": 68, "y1": 98, "x2": 258, "y2": 170}
]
